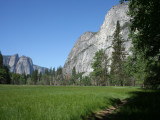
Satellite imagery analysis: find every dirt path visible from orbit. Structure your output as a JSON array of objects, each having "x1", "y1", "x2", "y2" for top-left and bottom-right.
[{"x1": 86, "y1": 100, "x2": 127, "y2": 120}]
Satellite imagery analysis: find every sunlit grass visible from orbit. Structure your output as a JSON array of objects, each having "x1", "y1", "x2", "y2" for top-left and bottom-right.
[{"x1": 0, "y1": 85, "x2": 139, "y2": 120}]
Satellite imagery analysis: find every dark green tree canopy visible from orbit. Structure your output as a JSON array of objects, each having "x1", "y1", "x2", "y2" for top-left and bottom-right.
[
  {"x1": 0, "y1": 52, "x2": 11, "y2": 84},
  {"x1": 124, "y1": 0, "x2": 160, "y2": 88},
  {"x1": 72, "y1": 66, "x2": 76, "y2": 76},
  {"x1": 0, "y1": 51, "x2": 3, "y2": 67},
  {"x1": 128, "y1": 0, "x2": 160, "y2": 59}
]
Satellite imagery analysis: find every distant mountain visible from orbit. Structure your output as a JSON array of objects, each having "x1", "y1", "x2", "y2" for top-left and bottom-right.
[{"x1": 3, "y1": 54, "x2": 47, "y2": 75}]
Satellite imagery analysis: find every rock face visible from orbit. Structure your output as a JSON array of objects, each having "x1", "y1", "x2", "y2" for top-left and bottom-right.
[
  {"x1": 16, "y1": 56, "x2": 34, "y2": 74},
  {"x1": 9, "y1": 54, "x2": 19, "y2": 72},
  {"x1": 33, "y1": 65, "x2": 46, "y2": 74},
  {"x1": 63, "y1": 3, "x2": 131, "y2": 76},
  {"x1": 3, "y1": 54, "x2": 47, "y2": 75}
]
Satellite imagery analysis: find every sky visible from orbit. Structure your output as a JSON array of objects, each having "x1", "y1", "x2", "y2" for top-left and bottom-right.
[{"x1": 0, "y1": 0, "x2": 120, "y2": 69}]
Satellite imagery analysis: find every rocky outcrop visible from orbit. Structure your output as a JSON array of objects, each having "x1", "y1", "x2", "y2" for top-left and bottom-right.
[
  {"x1": 63, "y1": 3, "x2": 131, "y2": 76},
  {"x1": 3, "y1": 54, "x2": 47, "y2": 75},
  {"x1": 3, "y1": 56, "x2": 11, "y2": 66},
  {"x1": 9, "y1": 54, "x2": 19, "y2": 72},
  {"x1": 15, "y1": 56, "x2": 34, "y2": 74},
  {"x1": 33, "y1": 65, "x2": 46, "y2": 74}
]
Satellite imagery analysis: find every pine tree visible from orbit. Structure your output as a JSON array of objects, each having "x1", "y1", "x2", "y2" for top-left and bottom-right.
[
  {"x1": 71, "y1": 66, "x2": 76, "y2": 85},
  {"x1": 0, "y1": 51, "x2": 3, "y2": 67},
  {"x1": 91, "y1": 49, "x2": 109, "y2": 86},
  {"x1": 0, "y1": 51, "x2": 11, "y2": 84},
  {"x1": 39, "y1": 72, "x2": 42, "y2": 82},
  {"x1": 110, "y1": 21, "x2": 125, "y2": 86},
  {"x1": 52, "y1": 67, "x2": 56, "y2": 77},
  {"x1": 56, "y1": 66, "x2": 63, "y2": 85},
  {"x1": 72, "y1": 67, "x2": 76, "y2": 77},
  {"x1": 32, "y1": 70, "x2": 38, "y2": 85}
]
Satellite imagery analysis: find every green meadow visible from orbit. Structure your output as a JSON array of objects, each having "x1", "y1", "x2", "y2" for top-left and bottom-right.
[{"x1": 0, "y1": 85, "x2": 140, "y2": 120}]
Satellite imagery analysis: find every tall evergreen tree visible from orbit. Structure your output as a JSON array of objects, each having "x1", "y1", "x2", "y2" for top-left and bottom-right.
[
  {"x1": 0, "y1": 51, "x2": 3, "y2": 67},
  {"x1": 0, "y1": 52, "x2": 11, "y2": 84},
  {"x1": 110, "y1": 21, "x2": 125, "y2": 86},
  {"x1": 70, "y1": 66, "x2": 77, "y2": 85},
  {"x1": 72, "y1": 67, "x2": 76, "y2": 77},
  {"x1": 32, "y1": 70, "x2": 38, "y2": 85},
  {"x1": 38, "y1": 72, "x2": 42, "y2": 83},
  {"x1": 56, "y1": 66, "x2": 63, "y2": 85},
  {"x1": 52, "y1": 67, "x2": 56, "y2": 77},
  {"x1": 91, "y1": 49, "x2": 109, "y2": 86}
]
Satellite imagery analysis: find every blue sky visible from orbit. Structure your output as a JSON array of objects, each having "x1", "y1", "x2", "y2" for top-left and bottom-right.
[{"x1": 0, "y1": 0, "x2": 120, "y2": 69}]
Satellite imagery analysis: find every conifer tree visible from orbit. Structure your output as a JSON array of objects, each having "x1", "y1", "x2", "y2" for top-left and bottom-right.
[
  {"x1": 32, "y1": 70, "x2": 38, "y2": 85},
  {"x1": 52, "y1": 67, "x2": 56, "y2": 77},
  {"x1": 0, "y1": 51, "x2": 3, "y2": 67},
  {"x1": 91, "y1": 49, "x2": 109, "y2": 86},
  {"x1": 110, "y1": 21, "x2": 125, "y2": 86},
  {"x1": 0, "y1": 52, "x2": 11, "y2": 84},
  {"x1": 71, "y1": 66, "x2": 76, "y2": 85},
  {"x1": 56, "y1": 66, "x2": 63, "y2": 85},
  {"x1": 72, "y1": 67, "x2": 76, "y2": 76}
]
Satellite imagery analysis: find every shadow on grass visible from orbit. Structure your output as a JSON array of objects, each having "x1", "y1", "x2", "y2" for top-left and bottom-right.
[
  {"x1": 84, "y1": 89, "x2": 160, "y2": 120},
  {"x1": 106, "y1": 89, "x2": 160, "y2": 120}
]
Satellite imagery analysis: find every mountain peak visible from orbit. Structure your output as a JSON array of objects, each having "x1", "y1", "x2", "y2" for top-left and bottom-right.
[{"x1": 3, "y1": 54, "x2": 47, "y2": 75}]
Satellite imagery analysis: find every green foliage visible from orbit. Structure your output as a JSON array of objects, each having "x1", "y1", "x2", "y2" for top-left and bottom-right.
[
  {"x1": 72, "y1": 66, "x2": 76, "y2": 76},
  {"x1": 128, "y1": 0, "x2": 160, "y2": 88},
  {"x1": 144, "y1": 59, "x2": 160, "y2": 89},
  {"x1": 0, "y1": 85, "x2": 139, "y2": 120},
  {"x1": 91, "y1": 49, "x2": 109, "y2": 86},
  {"x1": 56, "y1": 66, "x2": 63, "y2": 85},
  {"x1": 11, "y1": 73, "x2": 21, "y2": 84},
  {"x1": 0, "y1": 52, "x2": 11, "y2": 84},
  {"x1": 69, "y1": 67, "x2": 85, "y2": 86},
  {"x1": 52, "y1": 67, "x2": 56, "y2": 77},
  {"x1": 31, "y1": 70, "x2": 38, "y2": 85},
  {"x1": 81, "y1": 76, "x2": 91, "y2": 86},
  {"x1": 56, "y1": 66, "x2": 63, "y2": 75},
  {"x1": 122, "y1": 53, "x2": 145, "y2": 86},
  {"x1": 110, "y1": 21, "x2": 126, "y2": 86},
  {"x1": 129, "y1": 0, "x2": 160, "y2": 58},
  {"x1": 42, "y1": 73, "x2": 50, "y2": 85},
  {"x1": 70, "y1": 66, "x2": 77, "y2": 85},
  {"x1": 38, "y1": 72, "x2": 42, "y2": 82},
  {"x1": 0, "y1": 51, "x2": 3, "y2": 67},
  {"x1": 0, "y1": 67, "x2": 10, "y2": 84}
]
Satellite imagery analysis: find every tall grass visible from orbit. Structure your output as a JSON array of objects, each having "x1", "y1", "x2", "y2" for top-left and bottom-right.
[{"x1": 0, "y1": 85, "x2": 139, "y2": 120}]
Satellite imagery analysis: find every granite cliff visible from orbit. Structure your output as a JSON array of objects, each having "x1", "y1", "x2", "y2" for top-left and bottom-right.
[
  {"x1": 3, "y1": 54, "x2": 47, "y2": 75},
  {"x1": 63, "y1": 3, "x2": 131, "y2": 76}
]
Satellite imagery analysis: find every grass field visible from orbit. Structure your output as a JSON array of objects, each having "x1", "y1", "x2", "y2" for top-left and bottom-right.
[{"x1": 0, "y1": 85, "x2": 140, "y2": 120}]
